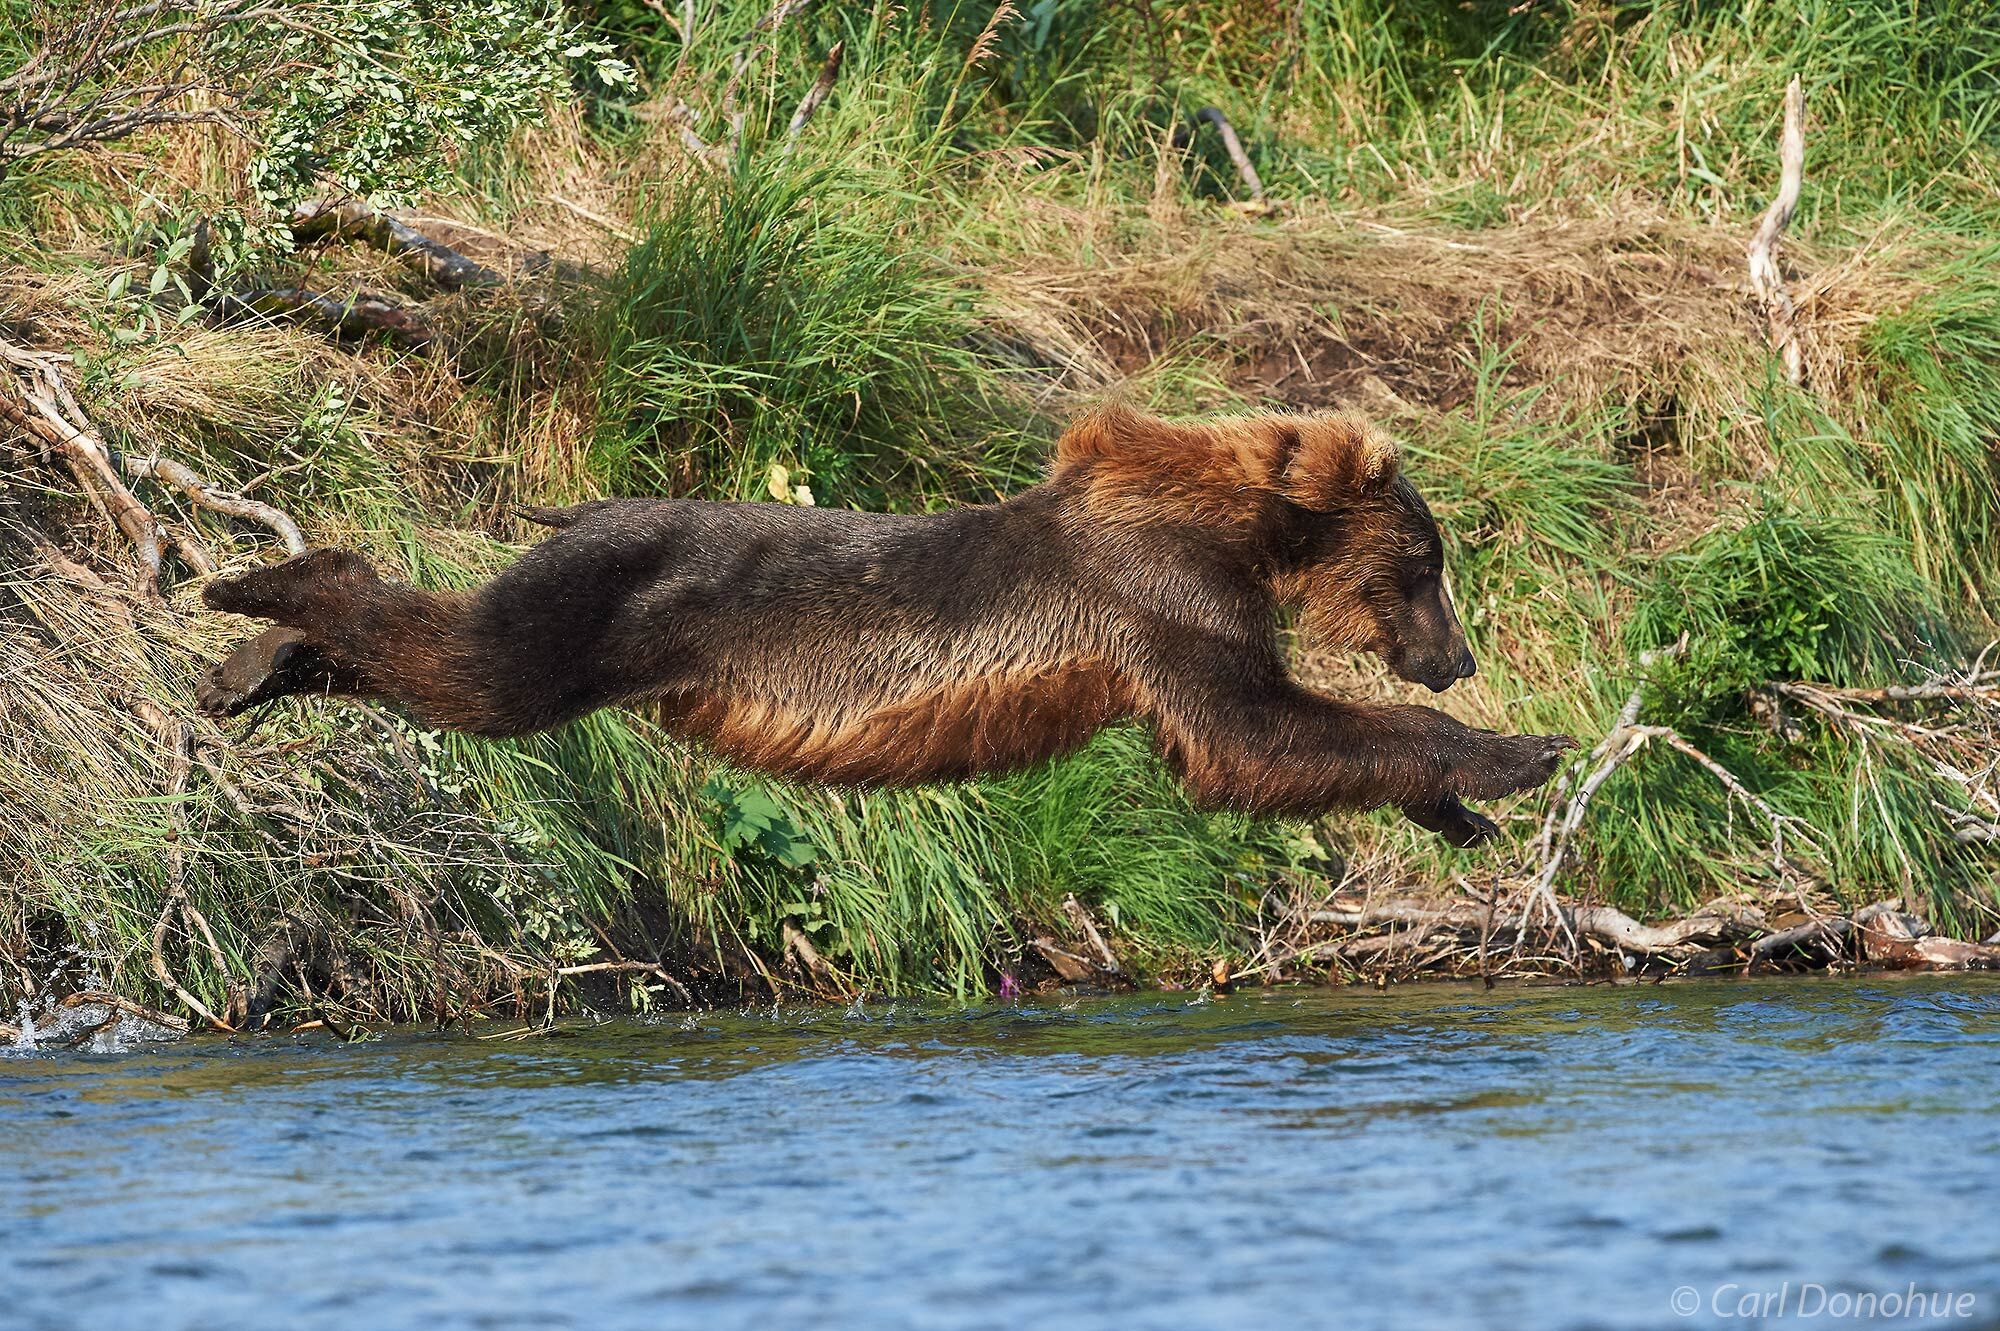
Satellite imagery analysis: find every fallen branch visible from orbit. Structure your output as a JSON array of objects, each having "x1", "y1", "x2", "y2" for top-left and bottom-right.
[
  {"x1": 124, "y1": 453, "x2": 307, "y2": 556},
  {"x1": 1567, "y1": 902, "x2": 1764, "y2": 956},
  {"x1": 1031, "y1": 937, "x2": 1098, "y2": 983},
  {"x1": 209, "y1": 288, "x2": 435, "y2": 348},
  {"x1": 151, "y1": 888, "x2": 235, "y2": 1032},
  {"x1": 1525, "y1": 639, "x2": 1687, "y2": 943},
  {"x1": 1307, "y1": 895, "x2": 1761, "y2": 959},
  {"x1": 554, "y1": 957, "x2": 694, "y2": 1006},
  {"x1": 1747, "y1": 75, "x2": 1805, "y2": 384},
  {"x1": 1062, "y1": 895, "x2": 1124, "y2": 976},
  {"x1": 56, "y1": 989, "x2": 191, "y2": 1034},
  {"x1": 780, "y1": 923, "x2": 839, "y2": 991},
  {"x1": 1858, "y1": 901, "x2": 2000, "y2": 970},
  {"x1": 1748, "y1": 915, "x2": 1849, "y2": 964}
]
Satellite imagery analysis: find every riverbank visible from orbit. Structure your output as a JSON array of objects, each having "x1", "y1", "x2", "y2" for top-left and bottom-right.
[{"x1": 3, "y1": 2, "x2": 1998, "y2": 1027}]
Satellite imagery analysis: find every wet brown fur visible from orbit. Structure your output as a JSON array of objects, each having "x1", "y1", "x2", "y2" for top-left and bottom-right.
[{"x1": 199, "y1": 405, "x2": 1574, "y2": 844}]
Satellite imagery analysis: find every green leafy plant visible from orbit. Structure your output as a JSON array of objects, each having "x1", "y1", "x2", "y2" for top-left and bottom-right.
[{"x1": 705, "y1": 777, "x2": 818, "y2": 870}]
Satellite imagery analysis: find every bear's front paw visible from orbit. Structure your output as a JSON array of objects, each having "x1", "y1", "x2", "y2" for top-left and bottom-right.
[
  {"x1": 1400, "y1": 795, "x2": 1499, "y2": 849},
  {"x1": 1453, "y1": 731, "x2": 1577, "y2": 801}
]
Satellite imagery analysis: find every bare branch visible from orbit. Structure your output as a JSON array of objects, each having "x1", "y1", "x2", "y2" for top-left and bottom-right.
[
  {"x1": 1193, "y1": 106, "x2": 1267, "y2": 208},
  {"x1": 1747, "y1": 76, "x2": 1805, "y2": 384},
  {"x1": 786, "y1": 40, "x2": 843, "y2": 141}
]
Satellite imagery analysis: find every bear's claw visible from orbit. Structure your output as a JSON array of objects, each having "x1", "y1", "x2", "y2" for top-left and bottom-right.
[{"x1": 1402, "y1": 795, "x2": 1500, "y2": 848}]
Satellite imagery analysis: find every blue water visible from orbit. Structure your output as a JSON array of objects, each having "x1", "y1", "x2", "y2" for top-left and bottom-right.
[{"x1": 5, "y1": 977, "x2": 1999, "y2": 1330}]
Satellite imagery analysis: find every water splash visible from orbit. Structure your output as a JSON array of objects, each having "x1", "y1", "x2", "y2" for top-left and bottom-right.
[{"x1": 6, "y1": 997, "x2": 181, "y2": 1056}]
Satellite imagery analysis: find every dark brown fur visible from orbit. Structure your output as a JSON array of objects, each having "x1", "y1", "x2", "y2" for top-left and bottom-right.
[{"x1": 198, "y1": 406, "x2": 1574, "y2": 845}]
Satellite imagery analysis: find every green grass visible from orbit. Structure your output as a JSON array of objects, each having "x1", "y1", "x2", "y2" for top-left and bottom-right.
[{"x1": 588, "y1": 163, "x2": 1031, "y2": 508}]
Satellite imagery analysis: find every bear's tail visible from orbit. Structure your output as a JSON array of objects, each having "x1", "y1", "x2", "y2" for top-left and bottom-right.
[{"x1": 514, "y1": 503, "x2": 587, "y2": 529}]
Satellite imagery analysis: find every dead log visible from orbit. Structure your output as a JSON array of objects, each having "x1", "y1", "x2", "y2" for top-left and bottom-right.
[
  {"x1": 1858, "y1": 905, "x2": 2000, "y2": 971},
  {"x1": 1566, "y1": 903, "x2": 1765, "y2": 956},
  {"x1": 290, "y1": 200, "x2": 507, "y2": 291}
]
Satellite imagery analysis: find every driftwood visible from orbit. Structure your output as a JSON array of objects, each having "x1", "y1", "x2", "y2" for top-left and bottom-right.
[
  {"x1": 1747, "y1": 76, "x2": 1805, "y2": 384},
  {"x1": 123, "y1": 452, "x2": 305, "y2": 556}
]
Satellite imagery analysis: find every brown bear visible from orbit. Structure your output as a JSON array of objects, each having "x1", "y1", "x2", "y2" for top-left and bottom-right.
[{"x1": 196, "y1": 405, "x2": 1575, "y2": 846}]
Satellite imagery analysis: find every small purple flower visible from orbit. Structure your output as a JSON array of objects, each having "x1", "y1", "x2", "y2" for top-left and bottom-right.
[{"x1": 997, "y1": 972, "x2": 1020, "y2": 1000}]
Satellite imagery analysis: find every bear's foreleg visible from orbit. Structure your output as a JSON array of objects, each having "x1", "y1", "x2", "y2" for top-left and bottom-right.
[{"x1": 1140, "y1": 650, "x2": 1574, "y2": 838}]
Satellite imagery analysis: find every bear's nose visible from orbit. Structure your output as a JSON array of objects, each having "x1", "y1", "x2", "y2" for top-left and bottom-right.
[{"x1": 1455, "y1": 646, "x2": 1477, "y2": 679}]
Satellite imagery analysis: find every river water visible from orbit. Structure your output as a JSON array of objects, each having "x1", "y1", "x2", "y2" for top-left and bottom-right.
[{"x1": 4, "y1": 976, "x2": 1998, "y2": 1330}]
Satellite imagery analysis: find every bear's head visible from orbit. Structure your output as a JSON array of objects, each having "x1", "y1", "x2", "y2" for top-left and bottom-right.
[
  {"x1": 1053, "y1": 406, "x2": 1476, "y2": 693},
  {"x1": 1265, "y1": 417, "x2": 1477, "y2": 694}
]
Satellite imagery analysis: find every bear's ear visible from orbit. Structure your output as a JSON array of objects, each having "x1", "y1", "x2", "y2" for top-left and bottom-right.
[{"x1": 1277, "y1": 416, "x2": 1400, "y2": 511}]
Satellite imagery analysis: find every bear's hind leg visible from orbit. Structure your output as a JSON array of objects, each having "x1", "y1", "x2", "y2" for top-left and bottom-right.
[
  {"x1": 203, "y1": 547, "x2": 379, "y2": 625},
  {"x1": 196, "y1": 627, "x2": 360, "y2": 717}
]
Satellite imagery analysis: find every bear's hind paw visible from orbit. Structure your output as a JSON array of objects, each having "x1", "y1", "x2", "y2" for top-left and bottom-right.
[{"x1": 197, "y1": 628, "x2": 318, "y2": 717}]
